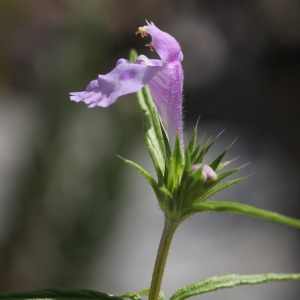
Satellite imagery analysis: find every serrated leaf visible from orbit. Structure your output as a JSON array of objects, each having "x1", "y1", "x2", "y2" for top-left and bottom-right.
[
  {"x1": 193, "y1": 201, "x2": 300, "y2": 228},
  {"x1": 0, "y1": 288, "x2": 123, "y2": 300},
  {"x1": 170, "y1": 273, "x2": 300, "y2": 300}
]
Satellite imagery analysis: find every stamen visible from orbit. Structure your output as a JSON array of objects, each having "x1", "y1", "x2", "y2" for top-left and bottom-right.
[
  {"x1": 146, "y1": 42, "x2": 155, "y2": 51},
  {"x1": 135, "y1": 27, "x2": 148, "y2": 37}
]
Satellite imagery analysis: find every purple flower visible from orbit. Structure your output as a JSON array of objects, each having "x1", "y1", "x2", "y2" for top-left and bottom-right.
[{"x1": 70, "y1": 21, "x2": 184, "y2": 147}]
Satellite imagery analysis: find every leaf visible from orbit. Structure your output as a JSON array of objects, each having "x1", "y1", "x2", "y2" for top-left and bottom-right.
[
  {"x1": 209, "y1": 146, "x2": 230, "y2": 171},
  {"x1": 195, "y1": 177, "x2": 244, "y2": 203},
  {"x1": 136, "y1": 290, "x2": 150, "y2": 297},
  {"x1": 194, "y1": 201, "x2": 300, "y2": 228},
  {"x1": 117, "y1": 155, "x2": 160, "y2": 199},
  {"x1": 160, "y1": 121, "x2": 171, "y2": 159},
  {"x1": 195, "y1": 131, "x2": 224, "y2": 164},
  {"x1": 119, "y1": 292, "x2": 142, "y2": 300},
  {"x1": 133, "y1": 290, "x2": 164, "y2": 300},
  {"x1": 120, "y1": 290, "x2": 164, "y2": 300},
  {"x1": 165, "y1": 132, "x2": 185, "y2": 197},
  {"x1": 195, "y1": 177, "x2": 244, "y2": 208},
  {"x1": 172, "y1": 132, "x2": 184, "y2": 173},
  {"x1": 190, "y1": 143, "x2": 200, "y2": 164},
  {"x1": 181, "y1": 178, "x2": 244, "y2": 219},
  {"x1": 0, "y1": 288, "x2": 124, "y2": 300},
  {"x1": 187, "y1": 124, "x2": 198, "y2": 153},
  {"x1": 170, "y1": 273, "x2": 300, "y2": 300},
  {"x1": 184, "y1": 146, "x2": 191, "y2": 173},
  {"x1": 137, "y1": 85, "x2": 166, "y2": 176},
  {"x1": 214, "y1": 158, "x2": 239, "y2": 173},
  {"x1": 160, "y1": 121, "x2": 171, "y2": 186}
]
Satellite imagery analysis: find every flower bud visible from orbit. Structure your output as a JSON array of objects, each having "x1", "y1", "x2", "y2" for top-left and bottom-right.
[{"x1": 191, "y1": 163, "x2": 217, "y2": 182}]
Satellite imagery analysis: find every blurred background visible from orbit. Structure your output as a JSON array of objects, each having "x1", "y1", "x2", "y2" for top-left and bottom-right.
[{"x1": 0, "y1": 0, "x2": 300, "y2": 299}]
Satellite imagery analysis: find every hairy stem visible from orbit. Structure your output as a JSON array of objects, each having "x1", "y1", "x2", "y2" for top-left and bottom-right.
[{"x1": 148, "y1": 215, "x2": 179, "y2": 300}]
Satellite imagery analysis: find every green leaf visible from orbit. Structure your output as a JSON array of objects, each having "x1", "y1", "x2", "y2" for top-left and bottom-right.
[
  {"x1": 185, "y1": 166, "x2": 244, "y2": 207},
  {"x1": 136, "y1": 290, "x2": 150, "y2": 297},
  {"x1": 120, "y1": 290, "x2": 164, "y2": 300},
  {"x1": 184, "y1": 146, "x2": 192, "y2": 173},
  {"x1": 165, "y1": 132, "x2": 184, "y2": 197},
  {"x1": 0, "y1": 288, "x2": 124, "y2": 300},
  {"x1": 190, "y1": 143, "x2": 200, "y2": 164},
  {"x1": 181, "y1": 178, "x2": 244, "y2": 219},
  {"x1": 194, "y1": 201, "x2": 300, "y2": 228},
  {"x1": 159, "y1": 185, "x2": 173, "y2": 199},
  {"x1": 215, "y1": 167, "x2": 241, "y2": 181},
  {"x1": 187, "y1": 123, "x2": 198, "y2": 153},
  {"x1": 132, "y1": 290, "x2": 164, "y2": 300},
  {"x1": 170, "y1": 273, "x2": 300, "y2": 300},
  {"x1": 196, "y1": 177, "x2": 244, "y2": 203},
  {"x1": 159, "y1": 121, "x2": 171, "y2": 186},
  {"x1": 195, "y1": 131, "x2": 223, "y2": 164},
  {"x1": 117, "y1": 155, "x2": 160, "y2": 199},
  {"x1": 130, "y1": 49, "x2": 166, "y2": 176},
  {"x1": 160, "y1": 121, "x2": 171, "y2": 159},
  {"x1": 214, "y1": 158, "x2": 238, "y2": 173},
  {"x1": 172, "y1": 132, "x2": 184, "y2": 170},
  {"x1": 137, "y1": 85, "x2": 166, "y2": 176},
  {"x1": 119, "y1": 292, "x2": 141, "y2": 300},
  {"x1": 209, "y1": 145, "x2": 230, "y2": 171}
]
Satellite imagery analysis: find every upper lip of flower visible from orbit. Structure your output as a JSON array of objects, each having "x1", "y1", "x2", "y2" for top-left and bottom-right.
[{"x1": 70, "y1": 21, "x2": 184, "y2": 149}]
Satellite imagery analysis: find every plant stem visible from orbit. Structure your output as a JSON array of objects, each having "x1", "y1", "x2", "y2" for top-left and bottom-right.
[{"x1": 148, "y1": 215, "x2": 179, "y2": 300}]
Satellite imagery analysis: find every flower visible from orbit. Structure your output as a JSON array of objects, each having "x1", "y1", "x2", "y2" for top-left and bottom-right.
[{"x1": 70, "y1": 21, "x2": 184, "y2": 148}]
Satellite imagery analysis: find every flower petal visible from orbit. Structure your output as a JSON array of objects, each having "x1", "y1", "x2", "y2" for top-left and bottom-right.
[
  {"x1": 147, "y1": 22, "x2": 183, "y2": 64},
  {"x1": 138, "y1": 22, "x2": 184, "y2": 148},
  {"x1": 70, "y1": 59, "x2": 161, "y2": 108},
  {"x1": 148, "y1": 61, "x2": 184, "y2": 149}
]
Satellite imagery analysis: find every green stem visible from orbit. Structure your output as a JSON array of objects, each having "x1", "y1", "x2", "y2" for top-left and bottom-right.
[{"x1": 148, "y1": 215, "x2": 179, "y2": 300}]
